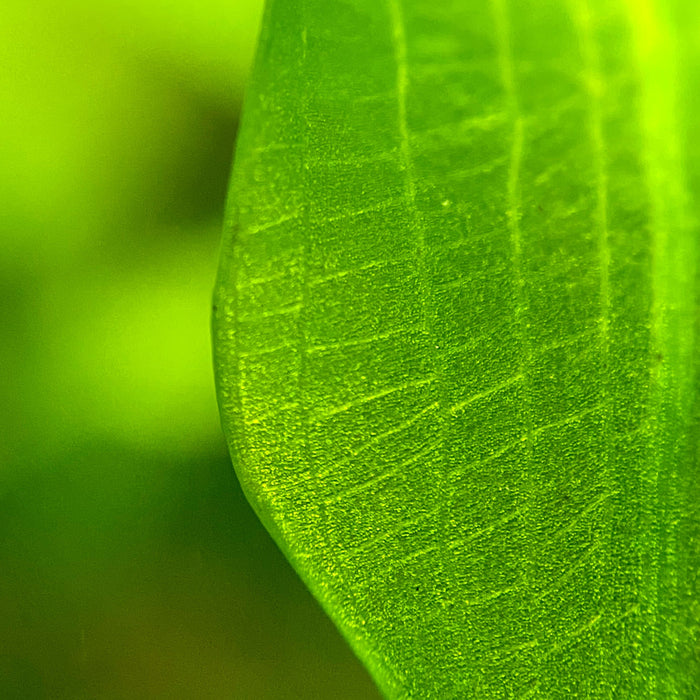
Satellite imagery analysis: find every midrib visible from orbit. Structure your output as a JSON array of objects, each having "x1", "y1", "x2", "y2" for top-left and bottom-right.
[{"x1": 624, "y1": 0, "x2": 697, "y2": 694}]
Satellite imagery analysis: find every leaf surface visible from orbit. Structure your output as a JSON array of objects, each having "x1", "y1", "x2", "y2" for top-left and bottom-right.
[{"x1": 213, "y1": 0, "x2": 700, "y2": 696}]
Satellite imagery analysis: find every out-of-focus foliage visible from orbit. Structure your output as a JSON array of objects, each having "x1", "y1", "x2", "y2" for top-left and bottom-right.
[{"x1": 0, "y1": 1, "x2": 378, "y2": 697}]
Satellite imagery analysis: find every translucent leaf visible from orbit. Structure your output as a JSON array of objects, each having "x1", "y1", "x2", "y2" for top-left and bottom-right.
[{"x1": 213, "y1": 0, "x2": 699, "y2": 696}]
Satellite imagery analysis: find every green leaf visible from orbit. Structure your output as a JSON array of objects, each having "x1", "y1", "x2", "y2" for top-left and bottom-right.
[{"x1": 213, "y1": 0, "x2": 700, "y2": 696}]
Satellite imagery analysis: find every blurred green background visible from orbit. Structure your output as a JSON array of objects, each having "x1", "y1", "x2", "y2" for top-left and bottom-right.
[{"x1": 0, "y1": 1, "x2": 379, "y2": 697}]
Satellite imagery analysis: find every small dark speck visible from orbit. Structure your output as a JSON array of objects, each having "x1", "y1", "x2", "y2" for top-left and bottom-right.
[
  {"x1": 212, "y1": 304, "x2": 218, "y2": 312},
  {"x1": 415, "y1": 585, "x2": 420, "y2": 591},
  {"x1": 537, "y1": 204, "x2": 545, "y2": 213},
  {"x1": 655, "y1": 352, "x2": 664, "y2": 363}
]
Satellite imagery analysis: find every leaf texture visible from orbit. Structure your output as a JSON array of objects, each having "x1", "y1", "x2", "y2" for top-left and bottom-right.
[{"x1": 213, "y1": 0, "x2": 700, "y2": 696}]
